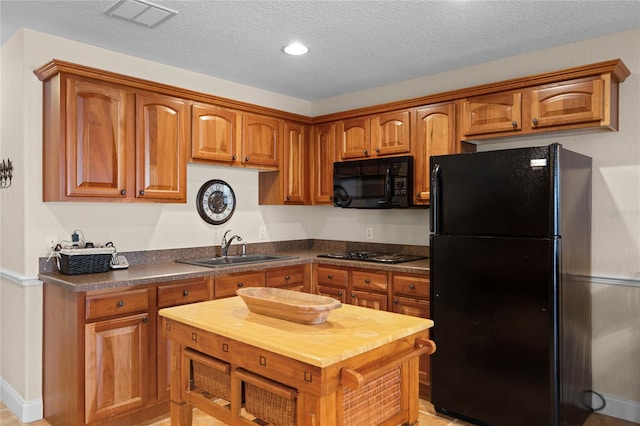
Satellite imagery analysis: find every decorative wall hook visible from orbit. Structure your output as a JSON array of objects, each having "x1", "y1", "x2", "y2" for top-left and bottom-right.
[{"x1": 1, "y1": 158, "x2": 13, "y2": 189}]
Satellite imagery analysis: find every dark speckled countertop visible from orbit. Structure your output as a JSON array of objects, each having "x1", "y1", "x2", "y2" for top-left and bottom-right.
[{"x1": 38, "y1": 240, "x2": 429, "y2": 292}]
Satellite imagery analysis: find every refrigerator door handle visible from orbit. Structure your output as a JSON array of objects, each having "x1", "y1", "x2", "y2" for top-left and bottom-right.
[{"x1": 430, "y1": 163, "x2": 441, "y2": 233}]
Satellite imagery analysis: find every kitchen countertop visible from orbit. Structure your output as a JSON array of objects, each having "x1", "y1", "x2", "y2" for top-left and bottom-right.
[
  {"x1": 38, "y1": 247, "x2": 430, "y2": 292},
  {"x1": 159, "y1": 296, "x2": 433, "y2": 367}
]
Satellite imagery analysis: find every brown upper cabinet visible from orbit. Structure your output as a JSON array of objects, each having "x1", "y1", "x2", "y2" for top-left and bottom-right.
[
  {"x1": 337, "y1": 116, "x2": 371, "y2": 160},
  {"x1": 258, "y1": 121, "x2": 311, "y2": 205},
  {"x1": 460, "y1": 74, "x2": 619, "y2": 140},
  {"x1": 413, "y1": 102, "x2": 457, "y2": 205},
  {"x1": 191, "y1": 102, "x2": 241, "y2": 164},
  {"x1": 241, "y1": 113, "x2": 281, "y2": 168},
  {"x1": 39, "y1": 73, "x2": 188, "y2": 202},
  {"x1": 336, "y1": 110, "x2": 411, "y2": 161},
  {"x1": 135, "y1": 92, "x2": 189, "y2": 201},
  {"x1": 311, "y1": 123, "x2": 337, "y2": 205},
  {"x1": 371, "y1": 110, "x2": 412, "y2": 156}
]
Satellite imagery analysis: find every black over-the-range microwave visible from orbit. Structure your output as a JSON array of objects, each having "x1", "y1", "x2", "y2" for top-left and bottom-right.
[{"x1": 333, "y1": 155, "x2": 416, "y2": 209}]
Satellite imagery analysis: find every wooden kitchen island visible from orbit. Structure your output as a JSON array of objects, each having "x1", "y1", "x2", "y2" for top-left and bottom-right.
[{"x1": 160, "y1": 296, "x2": 434, "y2": 426}]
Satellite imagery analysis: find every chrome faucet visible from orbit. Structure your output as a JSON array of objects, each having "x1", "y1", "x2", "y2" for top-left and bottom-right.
[{"x1": 221, "y1": 230, "x2": 242, "y2": 257}]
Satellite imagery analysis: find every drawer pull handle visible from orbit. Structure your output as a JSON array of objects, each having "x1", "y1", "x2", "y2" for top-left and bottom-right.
[
  {"x1": 120, "y1": 189, "x2": 126, "y2": 195},
  {"x1": 351, "y1": 293, "x2": 356, "y2": 298},
  {"x1": 139, "y1": 190, "x2": 145, "y2": 196},
  {"x1": 237, "y1": 282, "x2": 244, "y2": 287},
  {"x1": 327, "y1": 274, "x2": 333, "y2": 279},
  {"x1": 364, "y1": 279, "x2": 370, "y2": 284},
  {"x1": 183, "y1": 290, "x2": 190, "y2": 297},
  {"x1": 142, "y1": 317, "x2": 148, "y2": 323},
  {"x1": 408, "y1": 284, "x2": 415, "y2": 290},
  {"x1": 285, "y1": 275, "x2": 290, "y2": 280},
  {"x1": 337, "y1": 290, "x2": 343, "y2": 296},
  {"x1": 117, "y1": 300, "x2": 124, "y2": 307}
]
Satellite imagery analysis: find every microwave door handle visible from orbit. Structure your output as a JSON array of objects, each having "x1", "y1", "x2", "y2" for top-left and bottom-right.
[
  {"x1": 430, "y1": 163, "x2": 441, "y2": 233},
  {"x1": 384, "y1": 168, "x2": 393, "y2": 206}
]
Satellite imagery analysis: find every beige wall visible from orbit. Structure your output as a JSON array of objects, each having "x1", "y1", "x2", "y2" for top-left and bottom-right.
[{"x1": 1, "y1": 27, "x2": 639, "y2": 422}]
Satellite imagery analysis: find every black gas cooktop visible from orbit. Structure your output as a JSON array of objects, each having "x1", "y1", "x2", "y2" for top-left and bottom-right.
[{"x1": 317, "y1": 251, "x2": 427, "y2": 264}]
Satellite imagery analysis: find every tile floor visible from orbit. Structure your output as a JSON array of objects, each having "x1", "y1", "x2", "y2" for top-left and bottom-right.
[{"x1": 2, "y1": 399, "x2": 638, "y2": 426}]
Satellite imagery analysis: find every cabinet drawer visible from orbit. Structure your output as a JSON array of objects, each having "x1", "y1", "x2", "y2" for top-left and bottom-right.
[
  {"x1": 351, "y1": 269, "x2": 388, "y2": 292},
  {"x1": 392, "y1": 274, "x2": 429, "y2": 298},
  {"x1": 316, "y1": 266, "x2": 348, "y2": 286},
  {"x1": 157, "y1": 277, "x2": 210, "y2": 308},
  {"x1": 215, "y1": 272, "x2": 265, "y2": 299},
  {"x1": 86, "y1": 288, "x2": 149, "y2": 321},
  {"x1": 266, "y1": 266, "x2": 304, "y2": 288}
]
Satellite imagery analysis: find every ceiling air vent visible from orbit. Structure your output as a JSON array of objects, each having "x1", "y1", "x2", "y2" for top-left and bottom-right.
[{"x1": 105, "y1": 0, "x2": 178, "y2": 28}]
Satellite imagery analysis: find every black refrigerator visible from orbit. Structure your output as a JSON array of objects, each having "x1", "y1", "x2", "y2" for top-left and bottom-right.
[{"x1": 429, "y1": 143, "x2": 592, "y2": 426}]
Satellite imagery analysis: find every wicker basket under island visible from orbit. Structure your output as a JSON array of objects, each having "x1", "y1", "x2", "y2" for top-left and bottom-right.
[{"x1": 160, "y1": 295, "x2": 435, "y2": 426}]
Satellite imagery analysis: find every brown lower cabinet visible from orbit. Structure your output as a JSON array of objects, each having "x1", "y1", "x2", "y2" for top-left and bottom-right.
[
  {"x1": 42, "y1": 264, "x2": 309, "y2": 426},
  {"x1": 315, "y1": 264, "x2": 431, "y2": 398}
]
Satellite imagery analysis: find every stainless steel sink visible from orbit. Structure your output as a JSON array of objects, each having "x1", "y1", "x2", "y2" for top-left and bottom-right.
[{"x1": 175, "y1": 254, "x2": 296, "y2": 268}]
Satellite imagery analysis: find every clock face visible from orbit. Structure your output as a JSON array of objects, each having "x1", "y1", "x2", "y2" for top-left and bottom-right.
[{"x1": 196, "y1": 179, "x2": 236, "y2": 225}]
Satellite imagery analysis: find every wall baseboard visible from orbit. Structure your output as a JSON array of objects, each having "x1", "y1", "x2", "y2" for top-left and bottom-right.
[
  {"x1": 0, "y1": 378, "x2": 43, "y2": 423},
  {"x1": 594, "y1": 392, "x2": 640, "y2": 423}
]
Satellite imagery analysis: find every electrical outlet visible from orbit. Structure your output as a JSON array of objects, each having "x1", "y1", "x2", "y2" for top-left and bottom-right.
[
  {"x1": 259, "y1": 226, "x2": 267, "y2": 240},
  {"x1": 47, "y1": 237, "x2": 57, "y2": 250},
  {"x1": 366, "y1": 227, "x2": 374, "y2": 240}
]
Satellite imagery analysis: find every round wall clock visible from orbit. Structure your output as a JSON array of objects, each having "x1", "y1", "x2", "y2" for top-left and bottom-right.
[{"x1": 196, "y1": 179, "x2": 236, "y2": 225}]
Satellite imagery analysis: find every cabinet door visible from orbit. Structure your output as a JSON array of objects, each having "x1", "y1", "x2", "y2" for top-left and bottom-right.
[
  {"x1": 391, "y1": 295, "x2": 431, "y2": 397},
  {"x1": 318, "y1": 285, "x2": 348, "y2": 303},
  {"x1": 530, "y1": 77, "x2": 604, "y2": 129},
  {"x1": 350, "y1": 290, "x2": 387, "y2": 310},
  {"x1": 414, "y1": 103, "x2": 456, "y2": 205},
  {"x1": 461, "y1": 92, "x2": 522, "y2": 137},
  {"x1": 242, "y1": 113, "x2": 280, "y2": 167},
  {"x1": 337, "y1": 117, "x2": 370, "y2": 160},
  {"x1": 283, "y1": 121, "x2": 310, "y2": 204},
  {"x1": 136, "y1": 92, "x2": 188, "y2": 201},
  {"x1": 85, "y1": 313, "x2": 150, "y2": 424},
  {"x1": 371, "y1": 110, "x2": 411, "y2": 156},
  {"x1": 311, "y1": 123, "x2": 336, "y2": 204},
  {"x1": 156, "y1": 278, "x2": 210, "y2": 401},
  {"x1": 64, "y1": 77, "x2": 134, "y2": 198},
  {"x1": 191, "y1": 103, "x2": 240, "y2": 163}
]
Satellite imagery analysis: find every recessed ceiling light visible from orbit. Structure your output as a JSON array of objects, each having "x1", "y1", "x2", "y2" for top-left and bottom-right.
[
  {"x1": 283, "y1": 42, "x2": 309, "y2": 56},
  {"x1": 105, "y1": 0, "x2": 178, "y2": 28}
]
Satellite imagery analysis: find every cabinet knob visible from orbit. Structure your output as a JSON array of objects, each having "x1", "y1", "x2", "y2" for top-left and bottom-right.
[
  {"x1": 139, "y1": 190, "x2": 145, "y2": 196},
  {"x1": 142, "y1": 317, "x2": 148, "y2": 323},
  {"x1": 232, "y1": 154, "x2": 237, "y2": 160},
  {"x1": 393, "y1": 299, "x2": 399, "y2": 304},
  {"x1": 337, "y1": 290, "x2": 343, "y2": 296},
  {"x1": 351, "y1": 293, "x2": 356, "y2": 298},
  {"x1": 364, "y1": 279, "x2": 370, "y2": 284},
  {"x1": 511, "y1": 121, "x2": 518, "y2": 128},
  {"x1": 532, "y1": 118, "x2": 539, "y2": 126},
  {"x1": 327, "y1": 274, "x2": 333, "y2": 279},
  {"x1": 286, "y1": 195, "x2": 291, "y2": 201},
  {"x1": 183, "y1": 290, "x2": 190, "y2": 297},
  {"x1": 375, "y1": 147, "x2": 380, "y2": 153},
  {"x1": 117, "y1": 300, "x2": 124, "y2": 307},
  {"x1": 245, "y1": 156, "x2": 250, "y2": 162},
  {"x1": 408, "y1": 284, "x2": 415, "y2": 290},
  {"x1": 237, "y1": 282, "x2": 244, "y2": 287},
  {"x1": 416, "y1": 193, "x2": 421, "y2": 198},
  {"x1": 363, "y1": 149, "x2": 368, "y2": 155},
  {"x1": 120, "y1": 189, "x2": 126, "y2": 196},
  {"x1": 284, "y1": 275, "x2": 290, "y2": 280}
]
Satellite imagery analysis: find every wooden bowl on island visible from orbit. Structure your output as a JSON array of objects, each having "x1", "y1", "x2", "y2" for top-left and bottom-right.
[{"x1": 236, "y1": 287, "x2": 341, "y2": 325}]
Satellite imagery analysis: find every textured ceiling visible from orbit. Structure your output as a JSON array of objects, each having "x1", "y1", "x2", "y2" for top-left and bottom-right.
[{"x1": 2, "y1": 0, "x2": 639, "y2": 101}]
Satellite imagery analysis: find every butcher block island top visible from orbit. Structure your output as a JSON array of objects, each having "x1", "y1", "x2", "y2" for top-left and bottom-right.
[
  {"x1": 160, "y1": 296, "x2": 435, "y2": 425},
  {"x1": 159, "y1": 296, "x2": 432, "y2": 367}
]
